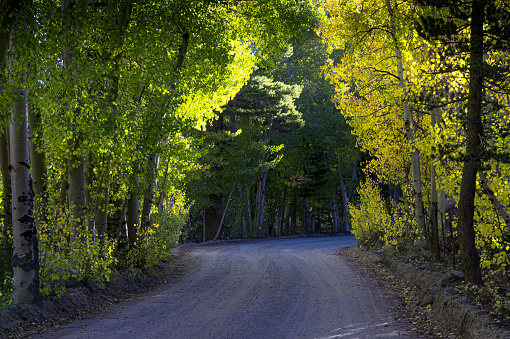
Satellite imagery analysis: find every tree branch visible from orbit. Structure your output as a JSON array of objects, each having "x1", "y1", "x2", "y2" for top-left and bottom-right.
[{"x1": 478, "y1": 170, "x2": 510, "y2": 234}]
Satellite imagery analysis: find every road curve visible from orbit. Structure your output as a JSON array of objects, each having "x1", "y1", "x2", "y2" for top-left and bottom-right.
[{"x1": 34, "y1": 236, "x2": 416, "y2": 339}]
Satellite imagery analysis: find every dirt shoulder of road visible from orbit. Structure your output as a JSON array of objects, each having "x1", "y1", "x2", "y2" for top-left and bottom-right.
[
  {"x1": 0, "y1": 252, "x2": 192, "y2": 339},
  {"x1": 344, "y1": 246, "x2": 510, "y2": 339}
]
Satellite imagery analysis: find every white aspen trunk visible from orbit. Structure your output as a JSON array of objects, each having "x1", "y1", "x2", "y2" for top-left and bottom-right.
[
  {"x1": 8, "y1": 17, "x2": 41, "y2": 304},
  {"x1": 331, "y1": 197, "x2": 338, "y2": 234},
  {"x1": 385, "y1": 0, "x2": 426, "y2": 239},
  {"x1": 10, "y1": 86, "x2": 41, "y2": 304}
]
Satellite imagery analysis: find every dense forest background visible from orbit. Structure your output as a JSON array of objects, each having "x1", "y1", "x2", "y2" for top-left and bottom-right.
[{"x1": 0, "y1": 0, "x2": 509, "y2": 319}]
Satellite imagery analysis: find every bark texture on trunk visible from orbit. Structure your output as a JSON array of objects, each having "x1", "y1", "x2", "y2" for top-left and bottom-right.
[
  {"x1": 10, "y1": 84, "x2": 41, "y2": 304},
  {"x1": 457, "y1": 0, "x2": 484, "y2": 285},
  {"x1": 0, "y1": 128, "x2": 11, "y2": 248}
]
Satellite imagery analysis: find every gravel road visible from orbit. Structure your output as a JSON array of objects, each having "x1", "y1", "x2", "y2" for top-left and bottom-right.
[{"x1": 33, "y1": 236, "x2": 418, "y2": 339}]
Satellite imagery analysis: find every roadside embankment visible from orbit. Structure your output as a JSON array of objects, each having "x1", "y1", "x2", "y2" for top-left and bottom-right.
[{"x1": 348, "y1": 246, "x2": 510, "y2": 339}]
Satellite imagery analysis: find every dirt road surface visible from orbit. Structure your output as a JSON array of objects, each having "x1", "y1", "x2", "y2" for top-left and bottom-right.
[{"x1": 33, "y1": 236, "x2": 420, "y2": 339}]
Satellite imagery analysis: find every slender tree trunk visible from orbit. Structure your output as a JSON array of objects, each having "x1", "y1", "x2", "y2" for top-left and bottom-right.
[
  {"x1": 94, "y1": 172, "x2": 109, "y2": 237},
  {"x1": 204, "y1": 194, "x2": 222, "y2": 241},
  {"x1": 478, "y1": 170, "x2": 510, "y2": 234},
  {"x1": 337, "y1": 155, "x2": 349, "y2": 232},
  {"x1": 430, "y1": 108, "x2": 440, "y2": 261},
  {"x1": 107, "y1": 194, "x2": 124, "y2": 238},
  {"x1": 58, "y1": 172, "x2": 68, "y2": 213},
  {"x1": 255, "y1": 179, "x2": 261, "y2": 226},
  {"x1": 268, "y1": 210, "x2": 276, "y2": 237},
  {"x1": 240, "y1": 187, "x2": 247, "y2": 239},
  {"x1": 276, "y1": 190, "x2": 285, "y2": 237},
  {"x1": 203, "y1": 111, "x2": 225, "y2": 241},
  {"x1": 86, "y1": 154, "x2": 95, "y2": 234},
  {"x1": 94, "y1": 0, "x2": 131, "y2": 240},
  {"x1": 213, "y1": 177, "x2": 237, "y2": 241},
  {"x1": 9, "y1": 16, "x2": 41, "y2": 303},
  {"x1": 0, "y1": 127, "x2": 11, "y2": 249},
  {"x1": 0, "y1": 2, "x2": 15, "y2": 254},
  {"x1": 385, "y1": 0, "x2": 426, "y2": 241},
  {"x1": 331, "y1": 197, "x2": 338, "y2": 234},
  {"x1": 126, "y1": 175, "x2": 140, "y2": 247},
  {"x1": 301, "y1": 197, "x2": 307, "y2": 233},
  {"x1": 290, "y1": 197, "x2": 297, "y2": 235},
  {"x1": 0, "y1": 2, "x2": 15, "y2": 250},
  {"x1": 456, "y1": 0, "x2": 484, "y2": 285},
  {"x1": 310, "y1": 208, "x2": 316, "y2": 234},
  {"x1": 10, "y1": 86, "x2": 40, "y2": 304},
  {"x1": 157, "y1": 157, "x2": 171, "y2": 214},
  {"x1": 283, "y1": 199, "x2": 292, "y2": 236},
  {"x1": 338, "y1": 164, "x2": 350, "y2": 232},
  {"x1": 141, "y1": 154, "x2": 158, "y2": 232},
  {"x1": 245, "y1": 186, "x2": 253, "y2": 238},
  {"x1": 258, "y1": 156, "x2": 269, "y2": 229},
  {"x1": 241, "y1": 185, "x2": 251, "y2": 238}
]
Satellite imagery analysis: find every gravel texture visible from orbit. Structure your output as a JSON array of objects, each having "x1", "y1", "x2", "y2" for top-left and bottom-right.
[{"x1": 29, "y1": 236, "x2": 425, "y2": 339}]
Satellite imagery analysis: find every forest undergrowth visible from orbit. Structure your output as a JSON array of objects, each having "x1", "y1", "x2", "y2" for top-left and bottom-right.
[{"x1": 349, "y1": 178, "x2": 510, "y2": 329}]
